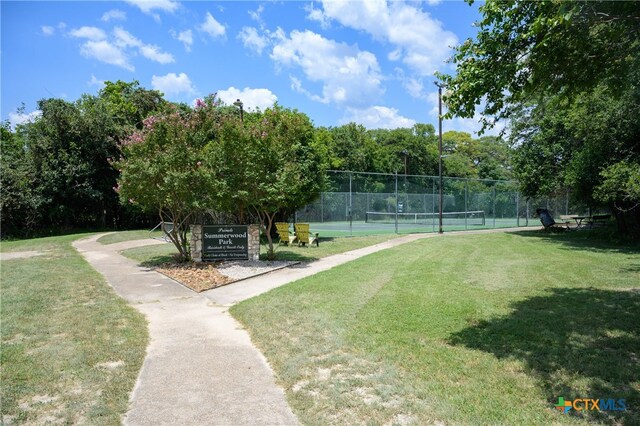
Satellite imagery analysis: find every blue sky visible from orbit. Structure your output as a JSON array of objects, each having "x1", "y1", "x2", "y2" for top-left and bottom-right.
[{"x1": 2, "y1": 0, "x2": 498, "y2": 134}]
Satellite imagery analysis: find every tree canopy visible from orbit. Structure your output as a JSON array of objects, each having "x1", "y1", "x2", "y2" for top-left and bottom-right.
[
  {"x1": 2, "y1": 79, "x2": 515, "y2": 240},
  {"x1": 440, "y1": 0, "x2": 640, "y2": 232},
  {"x1": 439, "y1": 0, "x2": 640, "y2": 125}
]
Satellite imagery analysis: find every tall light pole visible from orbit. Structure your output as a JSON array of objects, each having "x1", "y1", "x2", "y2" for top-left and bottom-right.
[
  {"x1": 233, "y1": 98, "x2": 244, "y2": 123},
  {"x1": 401, "y1": 149, "x2": 408, "y2": 176},
  {"x1": 435, "y1": 82, "x2": 444, "y2": 234}
]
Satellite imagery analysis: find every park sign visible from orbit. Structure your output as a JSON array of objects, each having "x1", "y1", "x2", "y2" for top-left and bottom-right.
[{"x1": 202, "y1": 225, "x2": 249, "y2": 261}]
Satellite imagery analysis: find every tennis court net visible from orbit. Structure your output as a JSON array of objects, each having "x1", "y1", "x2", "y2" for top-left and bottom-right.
[{"x1": 365, "y1": 211, "x2": 486, "y2": 226}]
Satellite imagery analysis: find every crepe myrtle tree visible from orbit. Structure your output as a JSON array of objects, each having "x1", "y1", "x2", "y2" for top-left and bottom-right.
[
  {"x1": 212, "y1": 104, "x2": 325, "y2": 260},
  {"x1": 115, "y1": 95, "x2": 227, "y2": 260}
]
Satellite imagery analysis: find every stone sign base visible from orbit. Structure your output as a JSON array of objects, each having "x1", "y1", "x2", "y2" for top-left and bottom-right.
[{"x1": 191, "y1": 224, "x2": 260, "y2": 262}]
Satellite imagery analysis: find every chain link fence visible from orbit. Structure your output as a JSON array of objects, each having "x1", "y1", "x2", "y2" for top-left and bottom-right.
[{"x1": 295, "y1": 170, "x2": 580, "y2": 236}]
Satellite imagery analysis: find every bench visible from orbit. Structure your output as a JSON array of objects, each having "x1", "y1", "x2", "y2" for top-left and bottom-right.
[
  {"x1": 588, "y1": 214, "x2": 612, "y2": 228},
  {"x1": 294, "y1": 223, "x2": 319, "y2": 247},
  {"x1": 275, "y1": 222, "x2": 297, "y2": 245}
]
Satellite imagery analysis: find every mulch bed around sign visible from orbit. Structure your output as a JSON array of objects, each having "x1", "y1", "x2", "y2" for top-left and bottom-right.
[{"x1": 155, "y1": 262, "x2": 232, "y2": 292}]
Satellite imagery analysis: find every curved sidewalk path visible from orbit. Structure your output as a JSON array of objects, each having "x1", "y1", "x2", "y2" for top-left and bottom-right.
[
  {"x1": 74, "y1": 227, "x2": 531, "y2": 425},
  {"x1": 73, "y1": 236, "x2": 297, "y2": 426}
]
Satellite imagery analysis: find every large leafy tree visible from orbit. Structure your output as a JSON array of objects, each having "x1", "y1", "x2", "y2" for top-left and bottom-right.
[
  {"x1": 99, "y1": 80, "x2": 166, "y2": 133},
  {"x1": 0, "y1": 121, "x2": 45, "y2": 236},
  {"x1": 118, "y1": 100, "x2": 325, "y2": 261},
  {"x1": 440, "y1": 0, "x2": 640, "y2": 231},
  {"x1": 1, "y1": 80, "x2": 166, "y2": 238},
  {"x1": 439, "y1": 0, "x2": 640, "y2": 125},
  {"x1": 116, "y1": 97, "x2": 228, "y2": 260},
  {"x1": 213, "y1": 105, "x2": 325, "y2": 259},
  {"x1": 442, "y1": 132, "x2": 513, "y2": 180},
  {"x1": 18, "y1": 98, "x2": 116, "y2": 228},
  {"x1": 509, "y1": 84, "x2": 640, "y2": 229}
]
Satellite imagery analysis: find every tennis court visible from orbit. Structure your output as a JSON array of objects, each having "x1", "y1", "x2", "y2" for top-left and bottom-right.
[
  {"x1": 294, "y1": 171, "x2": 580, "y2": 237},
  {"x1": 305, "y1": 217, "x2": 533, "y2": 237}
]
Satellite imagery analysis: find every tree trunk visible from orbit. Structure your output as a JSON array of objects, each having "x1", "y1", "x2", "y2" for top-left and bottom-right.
[
  {"x1": 159, "y1": 209, "x2": 191, "y2": 262},
  {"x1": 265, "y1": 212, "x2": 276, "y2": 260},
  {"x1": 255, "y1": 208, "x2": 277, "y2": 260}
]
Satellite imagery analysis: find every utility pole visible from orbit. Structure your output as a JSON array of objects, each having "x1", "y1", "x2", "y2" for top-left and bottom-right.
[{"x1": 435, "y1": 82, "x2": 444, "y2": 234}]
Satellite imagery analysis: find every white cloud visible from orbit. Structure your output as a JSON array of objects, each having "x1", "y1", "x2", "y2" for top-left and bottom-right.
[
  {"x1": 8, "y1": 110, "x2": 42, "y2": 129},
  {"x1": 70, "y1": 26, "x2": 107, "y2": 41},
  {"x1": 217, "y1": 87, "x2": 278, "y2": 111},
  {"x1": 151, "y1": 72, "x2": 196, "y2": 98},
  {"x1": 199, "y1": 11, "x2": 226, "y2": 38},
  {"x1": 125, "y1": 0, "x2": 178, "y2": 14},
  {"x1": 290, "y1": 76, "x2": 327, "y2": 104},
  {"x1": 171, "y1": 29, "x2": 193, "y2": 52},
  {"x1": 113, "y1": 26, "x2": 141, "y2": 47},
  {"x1": 248, "y1": 4, "x2": 265, "y2": 28},
  {"x1": 388, "y1": 49, "x2": 401, "y2": 61},
  {"x1": 113, "y1": 27, "x2": 174, "y2": 63},
  {"x1": 41, "y1": 26, "x2": 55, "y2": 36},
  {"x1": 271, "y1": 30, "x2": 383, "y2": 108},
  {"x1": 341, "y1": 106, "x2": 416, "y2": 129},
  {"x1": 315, "y1": 0, "x2": 457, "y2": 75},
  {"x1": 394, "y1": 67, "x2": 427, "y2": 99},
  {"x1": 238, "y1": 27, "x2": 268, "y2": 55},
  {"x1": 71, "y1": 26, "x2": 174, "y2": 70},
  {"x1": 88, "y1": 74, "x2": 105, "y2": 87},
  {"x1": 448, "y1": 115, "x2": 506, "y2": 137},
  {"x1": 102, "y1": 9, "x2": 126, "y2": 22},
  {"x1": 304, "y1": 3, "x2": 331, "y2": 29},
  {"x1": 80, "y1": 40, "x2": 133, "y2": 71},
  {"x1": 139, "y1": 44, "x2": 174, "y2": 64}
]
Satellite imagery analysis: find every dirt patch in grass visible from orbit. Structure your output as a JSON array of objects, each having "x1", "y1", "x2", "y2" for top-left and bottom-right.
[
  {"x1": 156, "y1": 262, "x2": 232, "y2": 292},
  {"x1": 0, "y1": 250, "x2": 50, "y2": 260}
]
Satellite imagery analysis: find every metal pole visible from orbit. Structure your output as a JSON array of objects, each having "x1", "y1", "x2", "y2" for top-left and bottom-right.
[
  {"x1": 349, "y1": 173, "x2": 353, "y2": 236},
  {"x1": 395, "y1": 172, "x2": 399, "y2": 234},
  {"x1": 438, "y1": 84, "x2": 444, "y2": 234},
  {"x1": 321, "y1": 192, "x2": 324, "y2": 223},
  {"x1": 493, "y1": 186, "x2": 496, "y2": 228},
  {"x1": 432, "y1": 180, "x2": 436, "y2": 233},
  {"x1": 465, "y1": 181, "x2": 468, "y2": 230},
  {"x1": 516, "y1": 191, "x2": 520, "y2": 227}
]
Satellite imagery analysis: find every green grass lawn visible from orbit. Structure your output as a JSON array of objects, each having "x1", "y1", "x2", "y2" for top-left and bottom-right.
[
  {"x1": 119, "y1": 234, "x2": 402, "y2": 266},
  {"x1": 97, "y1": 229, "x2": 162, "y2": 245},
  {"x1": 231, "y1": 230, "x2": 640, "y2": 425},
  {"x1": 1, "y1": 234, "x2": 148, "y2": 424}
]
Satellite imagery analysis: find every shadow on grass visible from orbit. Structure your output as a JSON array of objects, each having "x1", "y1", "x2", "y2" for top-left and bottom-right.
[
  {"x1": 261, "y1": 237, "x2": 339, "y2": 262},
  {"x1": 450, "y1": 287, "x2": 640, "y2": 424},
  {"x1": 508, "y1": 229, "x2": 640, "y2": 255},
  {"x1": 138, "y1": 254, "x2": 178, "y2": 268}
]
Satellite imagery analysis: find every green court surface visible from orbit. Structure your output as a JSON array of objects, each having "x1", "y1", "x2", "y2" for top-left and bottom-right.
[{"x1": 306, "y1": 218, "x2": 538, "y2": 237}]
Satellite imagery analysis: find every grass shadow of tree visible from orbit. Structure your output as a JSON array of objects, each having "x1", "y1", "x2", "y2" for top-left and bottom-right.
[
  {"x1": 261, "y1": 237, "x2": 339, "y2": 262},
  {"x1": 449, "y1": 287, "x2": 640, "y2": 424},
  {"x1": 138, "y1": 254, "x2": 179, "y2": 268},
  {"x1": 508, "y1": 230, "x2": 640, "y2": 255}
]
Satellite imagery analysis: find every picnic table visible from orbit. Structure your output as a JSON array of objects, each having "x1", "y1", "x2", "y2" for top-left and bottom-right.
[
  {"x1": 567, "y1": 215, "x2": 590, "y2": 229},
  {"x1": 560, "y1": 214, "x2": 611, "y2": 229}
]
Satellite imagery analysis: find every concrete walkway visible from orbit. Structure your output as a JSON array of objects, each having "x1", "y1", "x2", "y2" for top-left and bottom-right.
[
  {"x1": 73, "y1": 236, "x2": 298, "y2": 426},
  {"x1": 73, "y1": 227, "x2": 532, "y2": 425}
]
